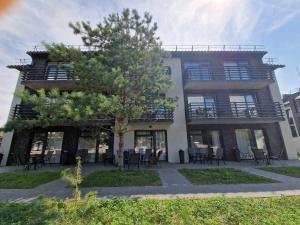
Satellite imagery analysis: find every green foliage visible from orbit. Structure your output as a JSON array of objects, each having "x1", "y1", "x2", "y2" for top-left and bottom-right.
[
  {"x1": 179, "y1": 168, "x2": 276, "y2": 184},
  {"x1": 81, "y1": 170, "x2": 161, "y2": 187},
  {"x1": 259, "y1": 166, "x2": 300, "y2": 178},
  {"x1": 61, "y1": 157, "x2": 83, "y2": 200},
  {"x1": 4, "y1": 9, "x2": 175, "y2": 167},
  {"x1": 1, "y1": 196, "x2": 300, "y2": 225},
  {"x1": 0, "y1": 172, "x2": 60, "y2": 189}
]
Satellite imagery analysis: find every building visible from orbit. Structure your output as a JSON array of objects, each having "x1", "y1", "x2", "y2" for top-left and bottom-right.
[
  {"x1": 283, "y1": 89, "x2": 300, "y2": 154},
  {"x1": 0, "y1": 45, "x2": 298, "y2": 166}
]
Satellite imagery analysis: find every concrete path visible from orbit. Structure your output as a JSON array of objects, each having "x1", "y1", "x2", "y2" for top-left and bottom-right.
[{"x1": 0, "y1": 160, "x2": 300, "y2": 202}]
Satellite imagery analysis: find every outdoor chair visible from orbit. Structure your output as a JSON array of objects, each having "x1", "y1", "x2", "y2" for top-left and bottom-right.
[
  {"x1": 123, "y1": 151, "x2": 130, "y2": 168},
  {"x1": 213, "y1": 147, "x2": 225, "y2": 166},
  {"x1": 142, "y1": 149, "x2": 152, "y2": 166},
  {"x1": 77, "y1": 149, "x2": 89, "y2": 163},
  {"x1": 44, "y1": 150, "x2": 54, "y2": 165},
  {"x1": 197, "y1": 148, "x2": 209, "y2": 164},
  {"x1": 268, "y1": 149, "x2": 285, "y2": 164},
  {"x1": 251, "y1": 147, "x2": 270, "y2": 165},
  {"x1": 103, "y1": 149, "x2": 114, "y2": 165},
  {"x1": 154, "y1": 150, "x2": 163, "y2": 166},
  {"x1": 128, "y1": 153, "x2": 140, "y2": 169},
  {"x1": 233, "y1": 147, "x2": 253, "y2": 161},
  {"x1": 188, "y1": 147, "x2": 197, "y2": 163},
  {"x1": 207, "y1": 147, "x2": 214, "y2": 164}
]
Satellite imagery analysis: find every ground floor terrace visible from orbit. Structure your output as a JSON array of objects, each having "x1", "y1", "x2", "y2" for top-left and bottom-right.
[
  {"x1": 0, "y1": 160, "x2": 299, "y2": 202},
  {"x1": 2, "y1": 121, "x2": 287, "y2": 166}
]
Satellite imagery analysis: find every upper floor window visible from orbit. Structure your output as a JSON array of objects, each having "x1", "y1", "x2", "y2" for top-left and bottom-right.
[
  {"x1": 184, "y1": 62, "x2": 210, "y2": 81},
  {"x1": 224, "y1": 61, "x2": 249, "y2": 80},
  {"x1": 229, "y1": 94, "x2": 257, "y2": 117},
  {"x1": 188, "y1": 95, "x2": 216, "y2": 117},
  {"x1": 46, "y1": 63, "x2": 68, "y2": 80},
  {"x1": 293, "y1": 96, "x2": 300, "y2": 112},
  {"x1": 164, "y1": 66, "x2": 171, "y2": 75}
]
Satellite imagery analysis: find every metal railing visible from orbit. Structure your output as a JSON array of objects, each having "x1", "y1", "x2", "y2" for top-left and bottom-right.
[
  {"x1": 29, "y1": 44, "x2": 265, "y2": 52},
  {"x1": 12, "y1": 104, "x2": 173, "y2": 122},
  {"x1": 163, "y1": 45, "x2": 265, "y2": 52},
  {"x1": 187, "y1": 102, "x2": 283, "y2": 120},
  {"x1": 12, "y1": 105, "x2": 38, "y2": 119},
  {"x1": 131, "y1": 105, "x2": 174, "y2": 122},
  {"x1": 184, "y1": 66, "x2": 274, "y2": 81},
  {"x1": 21, "y1": 66, "x2": 73, "y2": 81}
]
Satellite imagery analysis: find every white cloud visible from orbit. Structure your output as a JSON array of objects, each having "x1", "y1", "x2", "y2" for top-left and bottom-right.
[{"x1": 0, "y1": 0, "x2": 299, "y2": 126}]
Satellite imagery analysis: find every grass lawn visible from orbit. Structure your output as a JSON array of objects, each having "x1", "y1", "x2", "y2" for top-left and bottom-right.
[
  {"x1": 81, "y1": 170, "x2": 161, "y2": 187},
  {"x1": 0, "y1": 196, "x2": 299, "y2": 224},
  {"x1": 259, "y1": 166, "x2": 300, "y2": 178},
  {"x1": 0, "y1": 172, "x2": 61, "y2": 189},
  {"x1": 178, "y1": 168, "x2": 276, "y2": 184}
]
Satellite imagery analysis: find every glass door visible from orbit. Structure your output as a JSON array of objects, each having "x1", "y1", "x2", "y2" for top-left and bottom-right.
[
  {"x1": 154, "y1": 131, "x2": 167, "y2": 160},
  {"x1": 235, "y1": 129, "x2": 253, "y2": 157},
  {"x1": 254, "y1": 129, "x2": 268, "y2": 153},
  {"x1": 135, "y1": 130, "x2": 167, "y2": 161},
  {"x1": 46, "y1": 132, "x2": 64, "y2": 163}
]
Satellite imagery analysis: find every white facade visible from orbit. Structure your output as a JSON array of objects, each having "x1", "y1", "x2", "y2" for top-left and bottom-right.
[
  {"x1": 269, "y1": 78, "x2": 298, "y2": 159},
  {"x1": 113, "y1": 58, "x2": 189, "y2": 163},
  {"x1": 0, "y1": 73, "x2": 24, "y2": 166}
]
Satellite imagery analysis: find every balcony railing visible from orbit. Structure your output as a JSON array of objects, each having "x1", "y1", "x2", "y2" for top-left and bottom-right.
[
  {"x1": 29, "y1": 44, "x2": 265, "y2": 52},
  {"x1": 12, "y1": 104, "x2": 173, "y2": 122},
  {"x1": 187, "y1": 102, "x2": 283, "y2": 121},
  {"x1": 12, "y1": 104, "x2": 38, "y2": 120},
  {"x1": 21, "y1": 66, "x2": 72, "y2": 81},
  {"x1": 131, "y1": 105, "x2": 174, "y2": 122},
  {"x1": 184, "y1": 66, "x2": 274, "y2": 82}
]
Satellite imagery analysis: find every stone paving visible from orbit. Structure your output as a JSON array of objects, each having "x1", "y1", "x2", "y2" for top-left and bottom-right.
[{"x1": 0, "y1": 160, "x2": 299, "y2": 202}]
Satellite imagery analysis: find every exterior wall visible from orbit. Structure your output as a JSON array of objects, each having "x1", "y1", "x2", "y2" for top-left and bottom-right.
[
  {"x1": 113, "y1": 57, "x2": 189, "y2": 163},
  {"x1": 0, "y1": 72, "x2": 24, "y2": 166},
  {"x1": 269, "y1": 77, "x2": 298, "y2": 159},
  {"x1": 187, "y1": 123, "x2": 286, "y2": 160}
]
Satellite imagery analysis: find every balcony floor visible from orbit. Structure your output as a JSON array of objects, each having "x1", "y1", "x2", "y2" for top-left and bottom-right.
[
  {"x1": 184, "y1": 79, "x2": 273, "y2": 90},
  {"x1": 21, "y1": 80, "x2": 76, "y2": 91}
]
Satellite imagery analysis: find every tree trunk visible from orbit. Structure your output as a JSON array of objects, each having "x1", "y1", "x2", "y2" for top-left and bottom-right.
[{"x1": 117, "y1": 132, "x2": 124, "y2": 170}]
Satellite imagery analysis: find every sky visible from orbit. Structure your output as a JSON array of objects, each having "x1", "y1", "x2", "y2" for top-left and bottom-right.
[{"x1": 0, "y1": 0, "x2": 300, "y2": 126}]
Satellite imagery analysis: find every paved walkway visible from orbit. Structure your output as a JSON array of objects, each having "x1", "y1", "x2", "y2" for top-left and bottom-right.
[{"x1": 0, "y1": 160, "x2": 300, "y2": 202}]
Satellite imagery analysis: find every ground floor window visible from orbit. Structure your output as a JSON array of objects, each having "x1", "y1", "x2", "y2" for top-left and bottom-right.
[
  {"x1": 134, "y1": 130, "x2": 168, "y2": 161},
  {"x1": 189, "y1": 130, "x2": 221, "y2": 150},
  {"x1": 30, "y1": 131, "x2": 64, "y2": 163},
  {"x1": 235, "y1": 128, "x2": 268, "y2": 156},
  {"x1": 78, "y1": 129, "x2": 114, "y2": 163}
]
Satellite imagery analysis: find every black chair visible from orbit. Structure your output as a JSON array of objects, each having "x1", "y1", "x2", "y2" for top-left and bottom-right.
[
  {"x1": 198, "y1": 148, "x2": 208, "y2": 164},
  {"x1": 128, "y1": 153, "x2": 140, "y2": 169},
  {"x1": 155, "y1": 150, "x2": 163, "y2": 166},
  {"x1": 268, "y1": 149, "x2": 284, "y2": 164},
  {"x1": 213, "y1": 148, "x2": 226, "y2": 166},
  {"x1": 123, "y1": 151, "x2": 130, "y2": 168},
  {"x1": 103, "y1": 149, "x2": 114, "y2": 165},
  {"x1": 251, "y1": 147, "x2": 270, "y2": 165},
  {"x1": 142, "y1": 149, "x2": 152, "y2": 166},
  {"x1": 188, "y1": 148, "x2": 197, "y2": 163},
  {"x1": 44, "y1": 150, "x2": 54, "y2": 165},
  {"x1": 207, "y1": 147, "x2": 214, "y2": 164}
]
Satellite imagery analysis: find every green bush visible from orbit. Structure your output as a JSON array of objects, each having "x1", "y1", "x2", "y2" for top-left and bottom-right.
[{"x1": 0, "y1": 195, "x2": 299, "y2": 225}]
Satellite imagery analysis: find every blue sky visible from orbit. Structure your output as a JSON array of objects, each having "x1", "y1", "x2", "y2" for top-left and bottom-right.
[{"x1": 0, "y1": 0, "x2": 300, "y2": 126}]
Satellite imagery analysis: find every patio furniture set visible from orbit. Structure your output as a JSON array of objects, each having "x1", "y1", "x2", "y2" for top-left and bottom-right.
[
  {"x1": 123, "y1": 149, "x2": 163, "y2": 169},
  {"x1": 188, "y1": 147, "x2": 226, "y2": 165}
]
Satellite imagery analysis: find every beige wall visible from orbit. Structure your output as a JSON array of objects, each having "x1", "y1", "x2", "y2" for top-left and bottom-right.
[
  {"x1": 0, "y1": 72, "x2": 24, "y2": 166},
  {"x1": 113, "y1": 58, "x2": 189, "y2": 163},
  {"x1": 269, "y1": 77, "x2": 298, "y2": 159}
]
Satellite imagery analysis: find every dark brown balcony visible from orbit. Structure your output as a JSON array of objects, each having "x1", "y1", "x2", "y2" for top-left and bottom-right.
[
  {"x1": 186, "y1": 102, "x2": 284, "y2": 124},
  {"x1": 12, "y1": 104, "x2": 173, "y2": 123},
  {"x1": 21, "y1": 66, "x2": 75, "y2": 90},
  {"x1": 184, "y1": 66, "x2": 275, "y2": 90}
]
